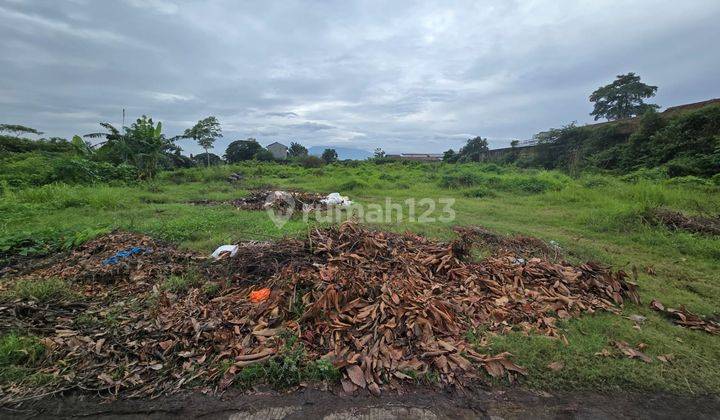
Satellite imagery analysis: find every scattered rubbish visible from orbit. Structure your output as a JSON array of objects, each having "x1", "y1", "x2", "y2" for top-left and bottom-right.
[
  {"x1": 101, "y1": 246, "x2": 147, "y2": 266},
  {"x1": 188, "y1": 189, "x2": 354, "y2": 214},
  {"x1": 211, "y1": 244, "x2": 239, "y2": 260},
  {"x1": 249, "y1": 288, "x2": 271, "y2": 302},
  {"x1": 232, "y1": 190, "x2": 334, "y2": 212},
  {"x1": 262, "y1": 190, "x2": 295, "y2": 209},
  {"x1": 649, "y1": 299, "x2": 719, "y2": 335},
  {"x1": 320, "y1": 192, "x2": 353, "y2": 207},
  {"x1": 26, "y1": 232, "x2": 198, "y2": 284},
  {"x1": 0, "y1": 222, "x2": 641, "y2": 402}
]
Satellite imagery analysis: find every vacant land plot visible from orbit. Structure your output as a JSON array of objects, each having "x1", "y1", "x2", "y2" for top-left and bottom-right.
[{"x1": 1, "y1": 162, "x2": 719, "y2": 404}]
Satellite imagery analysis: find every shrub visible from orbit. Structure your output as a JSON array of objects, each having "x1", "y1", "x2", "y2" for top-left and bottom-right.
[
  {"x1": 298, "y1": 155, "x2": 324, "y2": 168},
  {"x1": 440, "y1": 172, "x2": 480, "y2": 188},
  {"x1": 337, "y1": 179, "x2": 368, "y2": 191},
  {"x1": 463, "y1": 186, "x2": 496, "y2": 198}
]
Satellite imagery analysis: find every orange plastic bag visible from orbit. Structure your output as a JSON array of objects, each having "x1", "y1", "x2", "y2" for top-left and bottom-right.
[{"x1": 249, "y1": 288, "x2": 271, "y2": 303}]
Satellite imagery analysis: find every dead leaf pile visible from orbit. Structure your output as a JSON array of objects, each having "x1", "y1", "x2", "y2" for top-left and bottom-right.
[
  {"x1": 646, "y1": 208, "x2": 720, "y2": 236},
  {"x1": 1, "y1": 222, "x2": 641, "y2": 402},
  {"x1": 650, "y1": 299, "x2": 719, "y2": 335}
]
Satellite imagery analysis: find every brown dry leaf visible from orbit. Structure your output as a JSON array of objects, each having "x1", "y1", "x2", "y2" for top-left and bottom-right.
[
  {"x1": 346, "y1": 365, "x2": 367, "y2": 388},
  {"x1": 341, "y1": 379, "x2": 358, "y2": 394},
  {"x1": 0, "y1": 222, "x2": 647, "y2": 402},
  {"x1": 613, "y1": 341, "x2": 652, "y2": 363},
  {"x1": 547, "y1": 361, "x2": 564, "y2": 371},
  {"x1": 595, "y1": 348, "x2": 612, "y2": 357},
  {"x1": 368, "y1": 382, "x2": 381, "y2": 396},
  {"x1": 657, "y1": 354, "x2": 674, "y2": 363}
]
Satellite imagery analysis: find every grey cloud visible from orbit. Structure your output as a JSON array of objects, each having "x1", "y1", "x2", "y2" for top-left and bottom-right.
[
  {"x1": 1, "y1": 0, "x2": 719, "y2": 155},
  {"x1": 287, "y1": 122, "x2": 335, "y2": 132},
  {"x1": 265, "y1": 112, "x2": 299, "y2": 118}
]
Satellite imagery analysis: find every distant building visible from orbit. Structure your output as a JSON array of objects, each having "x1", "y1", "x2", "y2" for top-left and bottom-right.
[
  {"x1": 386, "y1": 153, "x2": 443, "y2": 162},
  {"x1": 266, "y1": 142, "x2": 288, "y2": 159}
]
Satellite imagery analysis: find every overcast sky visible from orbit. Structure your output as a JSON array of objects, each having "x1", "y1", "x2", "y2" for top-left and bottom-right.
[{"x1": 1, "y1": 0, "x2": 718, "y2": 154}]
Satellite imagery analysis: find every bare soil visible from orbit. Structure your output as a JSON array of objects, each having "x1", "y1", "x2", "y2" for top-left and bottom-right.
[{"x1": 3, "y1": 388, "x2": 719, "y2": 419}]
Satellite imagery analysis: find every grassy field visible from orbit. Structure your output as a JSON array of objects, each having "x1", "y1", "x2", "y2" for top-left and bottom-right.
[{"x1": 1, "y1": 161, "x2": 719, "y2": 394}]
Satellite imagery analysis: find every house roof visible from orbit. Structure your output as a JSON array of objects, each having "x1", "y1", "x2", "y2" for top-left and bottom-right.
[{"x1": 266, "y1": 142, "x2": 287, "y2": 149}]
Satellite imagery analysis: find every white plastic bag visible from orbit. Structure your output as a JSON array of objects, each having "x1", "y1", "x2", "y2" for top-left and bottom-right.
[
  {"x1": 321, "y1": 192, "x2": 353, "y2": 207},
  {"x1": 211, "y1": 244, "x2": 239, "y2": 259}
]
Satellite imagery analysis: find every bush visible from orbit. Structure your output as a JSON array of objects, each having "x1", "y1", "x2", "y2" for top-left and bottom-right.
[
  {"x1": 463, "y1": 186, "x2": 496, "y2": 198},
  {"x1": 440, "y1": 172, "x2": 480, "y2": 188},
  {"x1": 337, "y1": 179, "x2": 368, "y2": 191},
  {"x1": 663, "y1": 176, "x2": 713, "y2": 188},
  {"x1": 298, "y1": 155, "x2": 324, "y2": 168},
  {"x1": 0, "y1": 153, "x2": 138, "y2": 188}
]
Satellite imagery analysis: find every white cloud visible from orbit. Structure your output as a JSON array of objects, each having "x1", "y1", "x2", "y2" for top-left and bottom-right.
[{"x1": 149, "y1": 92, "x2": 196, "y2": 103}]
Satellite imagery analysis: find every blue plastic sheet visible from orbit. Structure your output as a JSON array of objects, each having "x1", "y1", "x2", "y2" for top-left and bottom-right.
[{"x1": 102, "y1": 246, "x2": 147, "y2": 266}]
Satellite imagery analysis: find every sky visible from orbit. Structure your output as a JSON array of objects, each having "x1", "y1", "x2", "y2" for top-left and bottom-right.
[{"x1": 1, "y1": 0, "x2": 719, "y2": 155}]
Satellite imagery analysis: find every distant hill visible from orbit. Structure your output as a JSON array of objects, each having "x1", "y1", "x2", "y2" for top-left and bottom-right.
[{"x1": 308, "y1": 146, "x2": 372, "y2": 160}]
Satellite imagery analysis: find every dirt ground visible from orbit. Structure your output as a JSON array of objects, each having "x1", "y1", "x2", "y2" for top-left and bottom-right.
[{"x1": 3, "y1": 387, "x2": 720, "y2": 419}]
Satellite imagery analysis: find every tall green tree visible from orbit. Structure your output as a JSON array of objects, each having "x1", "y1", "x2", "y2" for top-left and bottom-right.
[
  {"x1": 590, "y1": 73, "x2": 659, "y2": 121},
  {"x1": 458, "y1": 136, "x2": 489, "y2": 162},
  {"x1": 225, "y1": 138, "x2": 263, "y2": 163},
  {"x1": 442, "y1": 149, "x2": 458, "y2": 162},
  {"x1": 85, "y1": 116, "x2": 177, "y2": 178},
  {"x1": 288, "y1": 142, "x2": 308, "y2": 158},
  {"x1": 184, "y1": 116, "x2": 222, "y2": 166},
  {"x1": 321, "y1": 148, "x2": 338, "y2": 163}
]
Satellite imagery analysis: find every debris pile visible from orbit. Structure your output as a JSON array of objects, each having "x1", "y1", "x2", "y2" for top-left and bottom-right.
[
  {"x1": 454, "y1": 226, "x2": 563, "y2": 261},
  {"x1": 26, "y1": 232, "x2": 200, "y2": 284},
  {"x1": 650, "y1": 299, "x2": 719, "y2": 335},
  {"x1": 188, "y1": 190, "x2": 353, "y2": 214},
  {"x1": 647, "y1": 208, "x2": 720, "y2": 236},
  {"x1": 1, "y1": 222, "x2": 640, "y2": 402}
]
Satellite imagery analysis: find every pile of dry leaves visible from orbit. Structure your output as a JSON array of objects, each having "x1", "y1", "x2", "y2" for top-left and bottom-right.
[
  {"x1": 647, "y1": 208, "x2": 720, "y2": 236},
  {"x1": 1, "y1": 222, "x2": 641, "y2": 402}
]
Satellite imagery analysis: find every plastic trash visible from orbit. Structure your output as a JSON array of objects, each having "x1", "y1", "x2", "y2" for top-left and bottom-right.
[
  {"x1": 321, "y1": 192, "x2": 353, "y2": 207},
  {"x1": 211, "y1": 244, "x2": 239, "y2": 259},
  {"x1": 263, "y1": 191, "x2": 294, "y2": 208},
  {"x1": 249, "y1": 288, "x2": 271, "y2": 302},
  {"x1": 102, "y1": 247, "x2": 146, "y2": 266}
]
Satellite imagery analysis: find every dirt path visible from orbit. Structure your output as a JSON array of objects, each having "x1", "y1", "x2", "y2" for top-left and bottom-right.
[{"x1": 3, "y1": 388, "x2": 719, "y2": 419}]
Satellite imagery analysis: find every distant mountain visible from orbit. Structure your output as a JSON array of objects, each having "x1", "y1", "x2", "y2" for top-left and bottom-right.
[{"x1": 308, "y1": 146, "x2": 373, "y2": 160}]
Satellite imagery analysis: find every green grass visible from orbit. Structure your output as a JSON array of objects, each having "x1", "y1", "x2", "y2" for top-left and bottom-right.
[
  {"x1": 1, "y1": 161, "x2": 719, "y2": 394},
  {"x1": 232, "y1": 332, "x2": 341, "y2": 390},
  {"x1": 0, "y1": 333, "x2": 51, "y2": 385},
  {"x1": 161, "y1": 272, "x2": 203, "y2": 293},
  {"x1": 2, "y1": 278, "x2": 75, "y2": 302}
]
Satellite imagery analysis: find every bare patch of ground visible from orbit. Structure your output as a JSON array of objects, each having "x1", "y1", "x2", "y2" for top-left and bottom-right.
[{"x1": 4, "y1": 388, "x2": 720, "y2": 419}]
